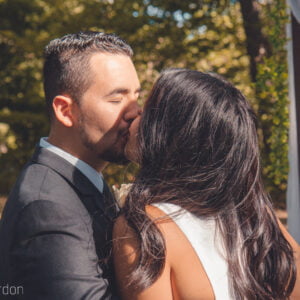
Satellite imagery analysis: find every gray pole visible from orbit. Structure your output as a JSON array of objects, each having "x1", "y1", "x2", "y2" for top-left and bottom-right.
[{"x1": 287, "y1": 0, "x2": 300, "y2": 243}]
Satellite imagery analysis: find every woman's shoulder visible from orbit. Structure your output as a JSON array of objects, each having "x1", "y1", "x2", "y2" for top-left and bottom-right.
[
  {"x1": 112, "y1": 206, "x2": 174, "y2": 299},
  {"x1": 113, "y1": 204, "x2": 175, "y2": 247},
  {"x1": 113, "y1": 204, "x2": 172, "y2": 235},
  {"x1": 146, "y1": 203, "x2": 176, "y2": 223},
  {"x1": 112, "y1": 205, "x2": 175, "y2": 263},
  {"x1": 113, "y1": 203, "x2": 187, "y2": 266}
]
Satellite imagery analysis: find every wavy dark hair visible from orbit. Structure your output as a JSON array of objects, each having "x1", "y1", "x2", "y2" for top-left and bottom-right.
[{"x1": 123, "y1": 69, "x2": 296, "y2": 299}]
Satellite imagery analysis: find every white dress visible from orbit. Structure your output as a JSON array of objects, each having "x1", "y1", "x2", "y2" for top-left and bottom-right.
[{"x1": 153, "y1": 202, "x2": 231, "y2": 300}]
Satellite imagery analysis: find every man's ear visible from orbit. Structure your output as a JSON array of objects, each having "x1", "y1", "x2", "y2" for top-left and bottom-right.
[{"x1": 52, "y1": 95, "x2": 76, "y2": 127}]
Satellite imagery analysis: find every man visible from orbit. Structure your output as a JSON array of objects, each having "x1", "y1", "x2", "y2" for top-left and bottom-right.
[{"x1": 0, "y1": 31, "x2": 141, "y2": 299}]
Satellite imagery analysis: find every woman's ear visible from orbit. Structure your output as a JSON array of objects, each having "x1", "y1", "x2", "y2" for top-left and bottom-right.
[{"x1": 52, "y1": 95, "x2": 75, "y2": 127}]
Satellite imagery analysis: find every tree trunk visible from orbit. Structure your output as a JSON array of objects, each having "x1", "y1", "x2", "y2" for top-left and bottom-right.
[
  {"x1": 291, "y1": 13, "x2": 300, "y2": 175},
  {"x1": 239, "y1": 0, "x2": 270, "y2": 82}
]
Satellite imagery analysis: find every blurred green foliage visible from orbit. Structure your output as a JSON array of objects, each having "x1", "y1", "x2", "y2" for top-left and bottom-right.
[
  {"x1": 0, "y1": 0, "x2": 291, "y2": 207},
  {"x1": 255, "y1": 0, "x2": 289, "y2": 205}
]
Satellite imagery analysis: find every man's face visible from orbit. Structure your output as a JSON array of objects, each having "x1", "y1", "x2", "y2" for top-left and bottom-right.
[{"x1": 74, "y1": 52, "x2": 141, "y2": 169}]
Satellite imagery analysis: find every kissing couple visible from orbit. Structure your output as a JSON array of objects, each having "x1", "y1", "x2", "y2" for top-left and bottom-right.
[{"x1": 0, "y1": 32, "x2": 299, "y2": 300}]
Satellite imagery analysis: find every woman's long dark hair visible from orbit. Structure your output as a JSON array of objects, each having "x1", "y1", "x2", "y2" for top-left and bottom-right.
[{"x1": 123, "y1": 69, "x2": 296, "y2": 299}]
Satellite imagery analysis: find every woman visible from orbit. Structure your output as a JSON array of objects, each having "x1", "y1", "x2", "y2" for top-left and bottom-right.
[{"x1": 113, "y1": 69, "x2": 300, "y2": 299}]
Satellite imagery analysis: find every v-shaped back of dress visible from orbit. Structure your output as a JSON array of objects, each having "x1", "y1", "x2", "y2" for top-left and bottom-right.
[{"x1": 153, "y1": 202, "x2": 231, "y2": 300}]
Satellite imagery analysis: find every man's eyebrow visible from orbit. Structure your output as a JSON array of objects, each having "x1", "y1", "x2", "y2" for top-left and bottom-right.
[
  {"x1": 105, "y1": 87, "x2": 142, "y2": 97},
  {"x1": 105, "y1": 88, "x2": 129, "y2": 97}
]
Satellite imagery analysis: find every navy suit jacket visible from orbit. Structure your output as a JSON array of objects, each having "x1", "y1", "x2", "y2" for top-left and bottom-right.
[{"x1": 0, "y1": 146, "x2": 120, "y2": 299}]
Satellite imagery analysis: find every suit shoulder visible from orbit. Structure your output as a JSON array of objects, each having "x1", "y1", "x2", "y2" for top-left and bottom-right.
[
  {"x1": 14, "y1": 200, "x2": 88, "y2": 238},
  {"x1": 8, "y1": 162, "x2": 80, "y2": 206}
]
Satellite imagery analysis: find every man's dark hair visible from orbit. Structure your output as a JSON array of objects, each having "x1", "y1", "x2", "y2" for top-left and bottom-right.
[{"x1": 43, "y1": 31, "x2": 133, "y2": 119}]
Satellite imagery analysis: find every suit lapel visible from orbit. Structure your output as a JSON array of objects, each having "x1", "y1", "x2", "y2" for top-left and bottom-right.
[{"x1": 31, "y1": 146, "x2": 119, "y2": 219}]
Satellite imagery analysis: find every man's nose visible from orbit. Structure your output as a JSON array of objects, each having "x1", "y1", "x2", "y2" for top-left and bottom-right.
[{"x1": 123, "y1": 102, "x2": 142, "y2": 123}]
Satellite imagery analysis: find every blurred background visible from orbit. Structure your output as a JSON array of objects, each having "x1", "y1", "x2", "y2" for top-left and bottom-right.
[{"x1": 0, "y1": 0, "x2": 292, "y2": 213}]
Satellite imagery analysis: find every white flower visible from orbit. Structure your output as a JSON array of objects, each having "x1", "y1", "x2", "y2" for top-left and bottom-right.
[{"x1": 112, "y1": 183, "x2": 132, "y2": 208}]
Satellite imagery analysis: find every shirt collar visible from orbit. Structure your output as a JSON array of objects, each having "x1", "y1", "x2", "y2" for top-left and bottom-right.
[{"x1": 39, "y1": 137, "x2": 104, "y2": 193}]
